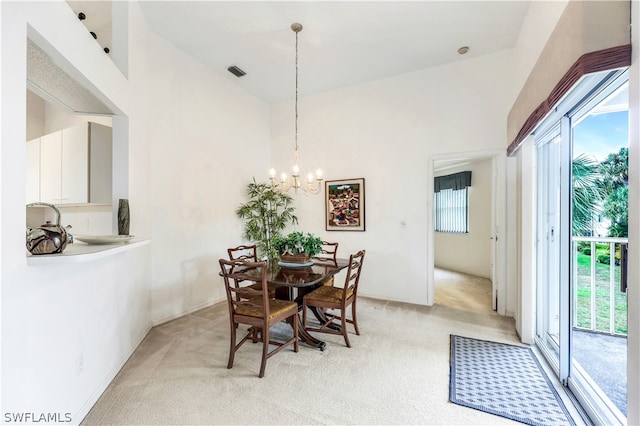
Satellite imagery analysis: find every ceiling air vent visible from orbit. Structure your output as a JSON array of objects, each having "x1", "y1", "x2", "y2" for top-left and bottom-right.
[{"x1": 227, "y1": 65, "x2": 246, "y2": 78}]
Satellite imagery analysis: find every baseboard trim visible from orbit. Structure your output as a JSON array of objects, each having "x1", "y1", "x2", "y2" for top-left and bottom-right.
[
  {"x1": 74, "y1": 322, "x2": 153, "y2": 424},
  {"x1": 151, "y1": 296, "x2": 225, "y2": 327}
]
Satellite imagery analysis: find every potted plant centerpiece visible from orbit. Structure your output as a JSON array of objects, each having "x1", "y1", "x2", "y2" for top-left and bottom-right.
[
  {"x1": 272, "y1": 231, "x2": 323, "y2": 264},
  {"x1": 235, "y1": 180, "x2": 298, "y2": 260}
]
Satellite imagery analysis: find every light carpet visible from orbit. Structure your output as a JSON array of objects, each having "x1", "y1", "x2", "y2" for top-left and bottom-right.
[
  {"x1": 449, "y1": 335, "x2": 576, "y2": 426},
  {"x1": 82, "y1": 297, "x2": 562, "y2": 425}
]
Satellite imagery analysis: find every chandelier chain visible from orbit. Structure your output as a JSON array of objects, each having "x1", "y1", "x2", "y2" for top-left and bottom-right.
[
  {"x1": 294, "y1": 28, "x2": 299, "y2": 152},
  {"x1": 269, "y1": 22, "x2": 322, "y2": 194}
]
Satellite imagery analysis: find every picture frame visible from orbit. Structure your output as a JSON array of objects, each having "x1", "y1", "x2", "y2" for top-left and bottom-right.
[{"x1": 325, "y1": 178, "x2": 365, "y2": 231}]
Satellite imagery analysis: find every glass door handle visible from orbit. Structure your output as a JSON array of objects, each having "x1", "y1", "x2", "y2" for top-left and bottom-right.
[{"x1": 620, "y1": 243, "x2": 628, "y2": 293}]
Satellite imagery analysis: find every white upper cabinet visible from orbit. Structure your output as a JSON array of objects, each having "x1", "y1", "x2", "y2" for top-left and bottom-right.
[
  {"x1": 88, "y1": 123, "x2": 113, "y2": 204},
  {"x1": 26, "y1": 138, "x2": 41, "y2": 204},
  {"x1": 27, "y1": 122, "x2": 112, "y2": 205},
  {"x1": 61, "y1": 124, "x2": 90, "y2": 204},
  {"x1": 39, "y1": 131, "x2": 63, "y2": 204}
]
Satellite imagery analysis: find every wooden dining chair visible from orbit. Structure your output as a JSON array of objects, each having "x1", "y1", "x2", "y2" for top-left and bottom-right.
[
  {"x1": 227, "y1": 244, "x2": 258, "y2": 262},
  {"x1": 312, "y1": 241, "x2": 339, "y2": 286},
  {"x1": 302, "y1": 249, "x2": 365, "y2": 348},
  {"x1": 219, "y1": 258, "x2": 299, "y2": 378},
  {"x1": 227, "y1": 244, "x2": 276, "y2": 298}
]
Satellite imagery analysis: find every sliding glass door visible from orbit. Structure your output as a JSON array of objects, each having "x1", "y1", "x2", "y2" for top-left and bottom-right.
[
  {"x1": 536, "y1": 125, "x2": 563, "y2": 371},
  {"x1": 534, "y1": 69, "x2": 628, "y2": 426}
]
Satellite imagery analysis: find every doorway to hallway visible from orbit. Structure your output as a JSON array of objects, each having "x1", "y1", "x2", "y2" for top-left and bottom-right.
[
  {"x1": 434, "y1": 267, "x2": 495, "y2": 315},
  {"x1": 429, "y1": 152, "x2": 505, "y2": 314}
]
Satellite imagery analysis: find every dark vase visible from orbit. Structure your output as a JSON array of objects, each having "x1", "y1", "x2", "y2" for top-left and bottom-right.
[{"x1": 118, "y1": 199, "x2": 130, "y2": 235}]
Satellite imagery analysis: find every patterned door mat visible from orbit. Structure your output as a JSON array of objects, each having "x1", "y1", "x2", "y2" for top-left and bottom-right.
[{"x1": 449, "y1": 335, "x2": 576, "y2": 426}]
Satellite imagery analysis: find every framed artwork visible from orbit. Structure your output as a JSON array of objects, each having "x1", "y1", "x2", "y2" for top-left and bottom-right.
[{"x1": 325, "y1": 178, "x2": 365, "y2": 231}]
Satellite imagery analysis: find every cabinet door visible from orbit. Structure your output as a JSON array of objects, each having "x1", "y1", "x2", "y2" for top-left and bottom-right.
[
  {"x1": 89, "y1": 123, "x2": 113, "y2": 204},
  {"x1": 39, "y1": 131, "x2": 62, "y2": 204},
  {"x1": 26, "y1": 138, "x2": 40, "y2": 203},
  {"x1": 61, "y1": 124, "x2": 89, "y2": 204}
]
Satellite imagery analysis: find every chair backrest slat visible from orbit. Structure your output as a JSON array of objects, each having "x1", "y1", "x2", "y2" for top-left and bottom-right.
[
  {"x1": 313, "y1": 241, "x2": 339, "y2": 265},
  {"x1": 227, "y1": 245, "x2": 260, "y2": 300},
  {"x1": 232, "y1": 285, "x2": 263, "y2": 301},
  {"x1": 228, "y1": 245, "x2": 258, "y2": 263},
  {"x1": 219, "y1": 258, "x2": 269, "y2": 315},
  {"x1": 343, "y1": 250, "x2": 365, "y2": 297}
]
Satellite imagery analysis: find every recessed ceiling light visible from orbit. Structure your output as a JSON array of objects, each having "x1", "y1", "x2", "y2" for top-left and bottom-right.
[{"x1": 458, "y1": 46, "x2": 469, "y2": 55}]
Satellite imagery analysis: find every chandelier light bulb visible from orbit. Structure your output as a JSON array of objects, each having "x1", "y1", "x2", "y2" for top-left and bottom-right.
[{"x1": 269, "y1": 168, "x2": 276, "y2": 178}]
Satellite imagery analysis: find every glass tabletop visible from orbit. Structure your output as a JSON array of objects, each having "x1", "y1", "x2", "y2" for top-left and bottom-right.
[{"x1": 262, "y1": 258, "x2": 349, "y2": 288}]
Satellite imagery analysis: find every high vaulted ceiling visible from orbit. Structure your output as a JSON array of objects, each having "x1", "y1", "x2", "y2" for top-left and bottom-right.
[{"x1": 137, "y1": 1, "x2": 532, "y2": 104}]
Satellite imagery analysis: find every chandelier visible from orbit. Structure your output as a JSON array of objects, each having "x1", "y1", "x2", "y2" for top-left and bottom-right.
[{"x1": 269, "y1": 23, "x2": 323, "y2": 194}]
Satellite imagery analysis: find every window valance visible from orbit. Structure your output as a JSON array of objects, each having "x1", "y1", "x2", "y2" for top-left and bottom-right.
[
  {"x1": 507, "y1": 0, "x2": 631, "y2": 156},
  {"x1": 434, "y1": 171, "x2": 472, "y2": 193}
]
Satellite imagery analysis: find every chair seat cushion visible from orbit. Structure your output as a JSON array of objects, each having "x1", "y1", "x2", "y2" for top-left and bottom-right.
[
  {"x1": 304, "y1": 285, "x2": 352, "y2": 305},
  {"x1": 236, "y1": 299, "x2": 297, "y2": 319}
]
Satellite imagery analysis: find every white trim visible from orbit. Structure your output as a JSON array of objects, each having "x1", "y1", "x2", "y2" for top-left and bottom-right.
[
  {"x1": 519, "y1": 135, "x2": 536, "y2": 344},
  {"x1": 627, "y1": 2, "x2": 640, "y2": 424}
]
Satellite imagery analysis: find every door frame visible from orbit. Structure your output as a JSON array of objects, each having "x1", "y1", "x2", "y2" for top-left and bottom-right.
[
  {"x1": 531, "y1": 68, "x2": 629, "y2": 426},
  {"x1": 426, "y1": 148, "x2": 507, "y2": 315}
]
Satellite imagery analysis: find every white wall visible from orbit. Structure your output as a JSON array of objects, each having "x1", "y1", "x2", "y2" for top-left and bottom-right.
[
  {"x1": 43, "y1": 104, "x2": 112, "y2": 135},
  {"x1": 513, "y1": 0, "x2": 569, "y2": 90},
  {"x1": 26, "y1": 90, "x2": 45, "y2": 140},
  {"x1": 510, "y1": 0, "x2": 572, "y2": 349},
  {"x1": 1, "y1": 1, "x2": 144, "y2": 422},
  {"x1": 434, "y1": 158, "x2": 492, "y2": 278},
  {"x1": 271, "y1": 49, "x2": 519, "y2": 308},
  {"x1": 510, "y1": 0, "x2": 640, "y2": 422},
  {"x1": 130, "y1": 4, "x2": 272, "y2": 325},
  {"x1": 1, "y1": 1, "x2": 271, "y2": 422}
]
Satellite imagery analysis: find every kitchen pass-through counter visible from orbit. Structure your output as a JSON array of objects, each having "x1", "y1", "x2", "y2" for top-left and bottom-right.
[{"x1": 27, "y1": 238, "x2": 150, "y2": 265}]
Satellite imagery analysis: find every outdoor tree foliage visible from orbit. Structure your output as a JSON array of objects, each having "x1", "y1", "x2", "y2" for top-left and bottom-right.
[
  {"x1": 598, "y1": 147, "x2": 628, "y2": 237},
  {"x1": 599, "y1": 147, "x2": 628, "y2": 193},
  {"x1": 572, "y1": 147, "x2": 628, "y2": 238},
  {"x1": 602, "y1": 186, "x2": 628, "y2": 237},
  {"x1": 572, "y1": 154, "x2": 602, "y2": 236}
]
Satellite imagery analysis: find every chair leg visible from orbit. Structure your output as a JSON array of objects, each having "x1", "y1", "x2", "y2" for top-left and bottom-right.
[
  {"x1": 302, "y1": 301, "x2": 308, "y2": 329},
  {"x1": 293, "y1": 314, "x2": 299, "y2": 353},
  {"x1": 259, "y1": 327, "x2": 269, "y2": 378},
  {"x1": 341, "y1": 309, "x2": 351, "y2": 348},
  {"x1": 227, "y1": 321, "x2": 237, "y2": 369},
  {"x1": 352, "y1": 300, "x2": 360, "y2": 335}
]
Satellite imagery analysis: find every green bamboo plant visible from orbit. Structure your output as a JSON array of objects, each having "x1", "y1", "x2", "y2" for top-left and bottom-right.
[{"x1": 235, "y1": 180, "x2": 298, "y2": 259}]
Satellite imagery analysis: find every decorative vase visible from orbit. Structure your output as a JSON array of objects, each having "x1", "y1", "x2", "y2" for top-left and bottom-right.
[
  {"x1": 279, "y1": 253, "x2": 311, "y2": 264},
  {"x1": 117, "y1": 199, "x2": 130, "y2": 235}
]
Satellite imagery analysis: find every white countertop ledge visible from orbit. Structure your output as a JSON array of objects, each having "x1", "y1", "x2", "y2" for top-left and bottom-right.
[{"x1": 27, "y1": 239, "x2": 151, "y2": 265}]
